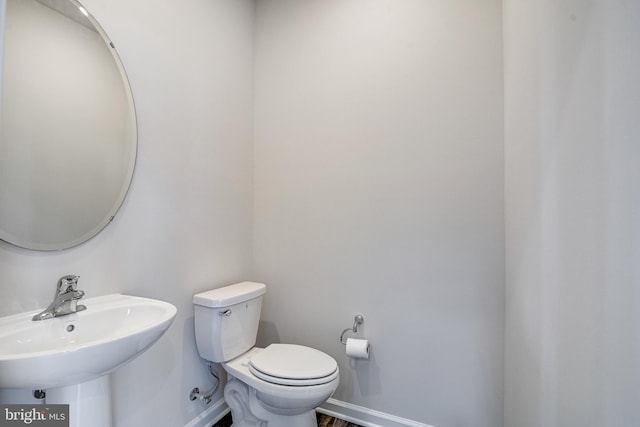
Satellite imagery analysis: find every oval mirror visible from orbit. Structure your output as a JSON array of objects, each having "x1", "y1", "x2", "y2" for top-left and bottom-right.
[{"x1": 0, "y1": 0, "x2": 136, "y2": 250}]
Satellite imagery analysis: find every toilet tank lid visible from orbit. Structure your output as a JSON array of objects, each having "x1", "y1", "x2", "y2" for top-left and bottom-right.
[{"x1": 193, "y1": 282, "x2": 266, "y2": 308}]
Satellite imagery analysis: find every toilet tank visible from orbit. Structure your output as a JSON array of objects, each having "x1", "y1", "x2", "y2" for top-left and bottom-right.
[{"x1": 193, "y1": 282, "x2": 266, "y2": 363}]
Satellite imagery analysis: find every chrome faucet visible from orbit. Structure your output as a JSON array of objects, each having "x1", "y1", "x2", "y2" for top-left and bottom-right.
[{"x1": 32, "y1": 275, "x2": 87, "y2": 321}]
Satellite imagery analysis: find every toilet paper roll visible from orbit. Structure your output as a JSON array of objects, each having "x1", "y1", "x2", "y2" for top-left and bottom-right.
[{"x1": 346, "y1": 338, "x2": 370, "y2": 359}]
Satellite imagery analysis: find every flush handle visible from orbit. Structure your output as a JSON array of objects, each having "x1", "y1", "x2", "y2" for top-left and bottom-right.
[{"x1": 219, "y1": 309, "x2": 232, "y2": 317}]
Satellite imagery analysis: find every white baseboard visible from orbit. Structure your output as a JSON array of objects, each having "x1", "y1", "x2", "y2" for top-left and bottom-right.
[
  {"x1": 185, "y1": 397, "x2": 433, "y2": 427},
  {"x1": 318, "y1": 398, "x2": 435, "y2": 427},
  {"x1": 185, "y1": 398, "x2": 230, "y2": 427}
]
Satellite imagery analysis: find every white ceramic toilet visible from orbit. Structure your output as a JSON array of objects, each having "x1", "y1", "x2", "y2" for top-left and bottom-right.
[{"x1": 193, "y1": 282, "x2": 339, "y2": 427}]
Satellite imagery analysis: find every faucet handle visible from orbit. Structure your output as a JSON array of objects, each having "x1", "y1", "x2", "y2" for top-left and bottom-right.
[{"x1": 57, "y1": 275, "x2": 80, "y2": 293}]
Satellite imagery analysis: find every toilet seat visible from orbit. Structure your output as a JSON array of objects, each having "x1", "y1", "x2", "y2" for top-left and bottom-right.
[{"x1": 249, "y1": 344, "x2": 338, "y2": 386}]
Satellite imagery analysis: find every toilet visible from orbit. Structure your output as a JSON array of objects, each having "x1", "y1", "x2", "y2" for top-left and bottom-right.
[{"x1": 193, "y1": 282, "x2": 339, "y2": 427}]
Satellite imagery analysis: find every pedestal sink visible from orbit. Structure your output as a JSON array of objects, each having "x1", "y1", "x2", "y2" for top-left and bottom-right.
[{"x1": 0, "y1": 294, "x2": 177, "y2": 427}]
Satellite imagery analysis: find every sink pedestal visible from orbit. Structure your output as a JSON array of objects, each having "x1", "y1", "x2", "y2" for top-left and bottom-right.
[{"x1": 46, "y1": 376, "x2": 111, "y2": 427}]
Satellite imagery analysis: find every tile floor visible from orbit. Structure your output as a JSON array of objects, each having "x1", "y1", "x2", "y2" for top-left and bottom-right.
[{"x1": 212, "y1": 412, "x2": 363, "y2": 427}]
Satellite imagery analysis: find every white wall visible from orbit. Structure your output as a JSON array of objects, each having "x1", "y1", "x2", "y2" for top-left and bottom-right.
[
  {"x1": 504, "y1": 0, "x2": 640, "y2": 425},
  {"x1": 11, "y1": 1, "x2": 638, "y2": 425},
  {"x1": 252, "y1": 1, "x2": 504, "y2": 426},
  {"x1": 0, "y1": 0, "x2": 254, "y2": 425}
]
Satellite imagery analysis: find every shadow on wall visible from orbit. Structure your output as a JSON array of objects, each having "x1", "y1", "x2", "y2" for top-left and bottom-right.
[
  {"x1": 183, "y1": 316, "x2": 227, "y2": 413},
  {"x1": 257, "y1": 320, "x2": 281, "y2": 347},
  {"x1": 351, "y1": 353, "x2": 381, "y2": 397}
]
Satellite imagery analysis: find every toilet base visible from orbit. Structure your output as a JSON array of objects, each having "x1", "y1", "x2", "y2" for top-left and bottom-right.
[{"x1": 224, "y1": 377, "x2": 317, "y2": 427}]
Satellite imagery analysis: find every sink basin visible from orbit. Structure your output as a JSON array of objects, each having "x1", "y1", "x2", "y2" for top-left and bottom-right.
[{"x1": 0, "y1": 293, "x2": 177, "y2": 389}]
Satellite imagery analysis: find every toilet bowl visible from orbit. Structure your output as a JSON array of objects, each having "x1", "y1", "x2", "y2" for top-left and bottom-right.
[{"x1": 193, "y1": 282, "x2": 339, "y2": 427}]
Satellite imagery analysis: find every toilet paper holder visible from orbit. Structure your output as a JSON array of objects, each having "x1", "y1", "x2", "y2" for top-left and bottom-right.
[{"x1": 340, "y1": 314, "x2": 364, "y2": 345}]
